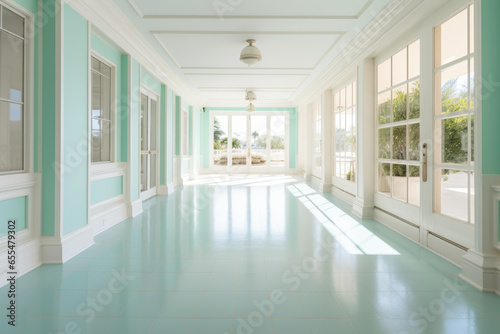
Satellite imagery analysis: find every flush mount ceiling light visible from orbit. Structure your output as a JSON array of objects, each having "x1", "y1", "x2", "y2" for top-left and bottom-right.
[
  {"x1": 240, "y1": 39, "x2": 262, "y2": 66},
  {"x1": 245, "y1": 90, "x2": 257, "y2": 113}
]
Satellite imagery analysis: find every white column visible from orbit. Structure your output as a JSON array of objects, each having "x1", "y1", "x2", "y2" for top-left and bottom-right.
[
  {"x1": 303, "y1": 104, "x2": 313, "y2": 180},
  {"x1": 320, "y1": 90, "x2": 333, "y2": 192},
  {"x1": 353, "y1": 59, "x2": 375, "y2": 218}
]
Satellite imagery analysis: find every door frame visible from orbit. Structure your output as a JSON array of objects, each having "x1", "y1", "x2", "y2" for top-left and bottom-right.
[
  {"x1": 140, "y1": 86, "x2": 160, "y2": 201},
  {"x1": 209, "y1": 110, "x2": 290, "y2": 174}
]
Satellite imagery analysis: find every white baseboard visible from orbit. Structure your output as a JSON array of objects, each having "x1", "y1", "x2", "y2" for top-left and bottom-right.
[
  {"x1": 461, "y1": 250, "x2": 500, "y2": 293},
  {"x1": 311, "y1": 176, "x2": 332, "y2": 193},
  {"x1": 373, "y1": 208, "x2": 420, "y2": 243},
  {"x1": 332, "y1": 187, "x2": 355, "y2": 205},
  {"x1": 127, "y1": 199, "x2": 143, "y2": 217},
  {"x1": 41, "y1": 225, "x2": 95, "y2": 264},
  {"x1": 166, "y1": 182, "x2": 176, "y2": 194},
  {"x1": 158, "y1": 185, "x2": 169, "y2": 195},
  {"x1": 90, "y1": 198, "x2": 128, "y2": 236},
  {"x1": 0, "y1": 238, "x2": 42, "y2": 288},
  {"x1": 352, "y1": 198, "x2": 374, "y2": 218}
]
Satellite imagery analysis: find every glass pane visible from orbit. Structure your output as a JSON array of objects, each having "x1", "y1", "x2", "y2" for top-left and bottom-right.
[
  {"x1": 91, "y1": 57, "x2": 100, "y2": 71},
  {"x1": 214, "y1": 116, "x2": 228, "y2": 166},
  {"x1": 150, "y1": 154, "x2": 157, "y2": 189},
  {"x1": 0, "y1": 31, "x2": 24, "y2": 102},
  {"x1": 150, "y1": 99, "x2": 157, "y2": 151},
  {"x1": 140, "y1": 155, "x2": 148, "y2": 192},
  {"x1": 378, "y1": 163, "x2": 391, "y2": 196},
  {"x1": 346, "y1": 108, "x2": 354, "y2": 132},
  {"x1": 378, "y1": 128, "x2": 390, "y2": 159},
  {"x1": 346, "y1": 84, "x2": 353, "y2": 108},
  {"x1": 392, "y1": 164, "x2": 407, "y2": 203},
  {"x1": 0, "y1": 101, "x2": 23, "y2": 172},
  {"x1": 409, "y1": 123, "x2": 420, "y2": 161},
  {"x1": 469, "y1": 5, "x2": 474, "y2": 54},
  {"x1": 437, "y1": 61, "x2": 469, "y2": 115},
  {"x1": 251, "y1": 116, "x2": 267, "y2": 166},
  {"x1": 378, "y1": 92, "x2": 391, "y2": 125},
  {"x1": 393, "y1": 125, "x2": 407, "y2": 160},
  {"x1": 393, "y1": 85, "x2": 407, "y2": 122},
  {"x1": 392, "y1": 47, "x2": 407, "y2": 86},
  {"x1": 102, "y1": 75, "x2": 111, "y2": 121},
  {"x1": 91, "y1": 73, "x2": 101, "y2": 118},
  {"x1": 100, "y1": 62, "x2": 111, "y2": 78},
  {"x1": 91, "y1": 119, "x2": 101, "y2": 163},
  {"x1": 140, "y1": 94, "x2": 148, "y2": 151},
  {"x1": 442, "y1": 116, "x2": 468, "y2": 164},
  {"x1": 408, "y1": 166, "x2": 420, "y2": 206},
  {"x1": 408, "y1": 40, "x2": 420, "y2": 79},
  {"x1": 270, "y1": 115, "x2": 285, "y2": 167},
  {"x1": 3, "y1": 7, "x2": 24, "y2": 37},
  {"x1": 436, "y1": 169, "x2": 469, "y2": 222},
  {"x1": 232, "y1": 116, "x2": 247, "y2": 166},
  {"x1": 435, "y1": 8, "x2": 468, "y2": 67},
  {"x1": 340, "y1": 88, "x2": 346, "y2": 109},
  {"x1": 409, "y1": 80, "x2": 420, "y2": 119},
  {"x1": 338, "y1": 111, "x2": 346, "y2": 132},
  {"x1": 101, "y1": 120, "x2": 111, "y2": 162},
  {"x1": 378, "y1": 59, "x2": 391, "y2": 92}
]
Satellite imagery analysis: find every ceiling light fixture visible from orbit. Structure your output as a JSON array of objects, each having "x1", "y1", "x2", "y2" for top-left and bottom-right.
[
  {"x1": 240, "y1": 39, "x2": 262, "y2": 66},
  {"x1": 246, "y1": 103, "x2": 256, "y2": 113},
  {"x1": 246, "y1": 90, "x2": 257, "y2": 113}
]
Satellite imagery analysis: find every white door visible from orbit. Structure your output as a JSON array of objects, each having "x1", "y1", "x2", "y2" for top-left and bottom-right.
[{"x1": 140, "y1": 91, "x2": 159, "y2": 200}]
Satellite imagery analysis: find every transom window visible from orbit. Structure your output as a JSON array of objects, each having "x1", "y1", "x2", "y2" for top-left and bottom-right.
[
  {"x1": 91, "y1": 56, "x2": 113, "y2": 163},
  {"x1": 334, "y1": 82, "x2": 357, "y2": 182},
  {"x1": 434, "y1": 5, "x2": 475, "y2": 223},
  {"x1": 0, "y1": 4, "x2": 25, "y2": 173},
  {"x1": 377, "y1": 40, "x2": 421, "y2": 206}
]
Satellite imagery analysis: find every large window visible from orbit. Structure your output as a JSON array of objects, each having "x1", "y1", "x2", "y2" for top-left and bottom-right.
[
  {"x1": 91, "y1": 56, "x2": 113, "y2": 163},
  {"x1": 334, "y1": 82, "x2": 357, "y2": 182},
  {"x1": 434, "y1": 5, "x2": 475, "y2": 223},
  {"x1": 0, "y1": 4, "x2": 25, "y2": 173},
  {"x1": 376, "y1": 40, "x2": 421, "y2": 206}
]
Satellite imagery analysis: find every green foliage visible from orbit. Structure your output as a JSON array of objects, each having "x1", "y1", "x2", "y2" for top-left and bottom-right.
[
  {"x1": 213, "y1": 118, "x2": 225, "y2": 142},
  {"x1": 220, "y1": 137, "x2": 242, "y2": 149},
  {"x1": 255, "y1": 135, "x2": 285, "y2": 150}
]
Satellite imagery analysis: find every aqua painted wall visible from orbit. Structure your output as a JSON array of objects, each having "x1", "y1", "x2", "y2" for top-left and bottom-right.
[
  {"x1": 130, "y1": 58, "x2": 141, "y2": 202},
  {"x1": 141, "y1": 69, "x2": 162, "y2": 96},
  {"x1": 166, "y1": 88, "x2": 174, "y2": 184},
  {"x1": 63, "y1": 4, "x2": 88, "y2": 235},
  {"x1": 0, "y1": 197, "x2": 27, "y2": 237},
  {"x1": 41, "y1": 0, "x2": 57, "y2": 236},
  {"x1": 175, "y1": 96, "x2": 181, "y2": 156},
  {"x1": 90, "y1": 176, "x2": 123, "y2": 205},
  {"x1": 482, "y1": 0, "x2": 500, "y2": 175},
  {"x1": 91, "y1": 33, "x2": 126, "y2": 162}
]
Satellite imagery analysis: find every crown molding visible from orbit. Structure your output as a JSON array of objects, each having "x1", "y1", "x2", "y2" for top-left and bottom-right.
[
  {"x1": 69, "y1": 0, "x2": 204, "y2": 106},
  {"x1": 151, "y1": 30, "x2": 346, "y2": 35},
  {"x1": 292, "y1": 0, "x2": 433, "y2": 107},
  {"x1": 128, "y1": 0, "x2": 144, "y2": 18}
]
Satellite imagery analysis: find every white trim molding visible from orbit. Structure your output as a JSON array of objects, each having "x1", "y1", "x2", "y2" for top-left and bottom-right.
[
  {"x1": 128, "y1": 199, "x2": 143, "y2": 218},
  {"x1": 41, "y1": 225, "x2": 95, "y2": 264},
  {"x1": 461, "y1": 250, "x2": 500, "y2": 295}
]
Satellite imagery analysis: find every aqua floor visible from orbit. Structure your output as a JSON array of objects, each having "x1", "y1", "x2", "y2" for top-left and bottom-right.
[{"x1": 2, "y1": 175, "x2": 500, "y2": 334}]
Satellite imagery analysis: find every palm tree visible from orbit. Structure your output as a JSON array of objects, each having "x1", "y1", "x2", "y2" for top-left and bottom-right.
[
  {"x1": 252, "y1": 131, "x2": 259, "y2": 145},
  {"x1": 213, "y1": 118, "x2": 225, "y2": 142}
]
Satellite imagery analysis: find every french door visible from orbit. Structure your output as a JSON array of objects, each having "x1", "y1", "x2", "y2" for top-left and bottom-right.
[
  {"x1": 140, "y1": 90, "x2": 158, "y2": 200},
  {"x1": 210, "y1": 111, "x2": 287, "y2": 173},
  {"x1": 374, "y1": 3, "x2": 475, "y2": 250}
]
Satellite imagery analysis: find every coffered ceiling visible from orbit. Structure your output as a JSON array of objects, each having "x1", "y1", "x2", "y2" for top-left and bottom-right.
[{"x1": 112, "y1": 0, "x2": 393, "y2": 107}]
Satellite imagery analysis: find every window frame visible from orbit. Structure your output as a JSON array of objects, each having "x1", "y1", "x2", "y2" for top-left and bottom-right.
[
  {"x1": 89, "y1": 51, "x2": 117, "y2": 165},
  {"x1": 0, "y1": 1, "x2": 31, "y2": 176}
]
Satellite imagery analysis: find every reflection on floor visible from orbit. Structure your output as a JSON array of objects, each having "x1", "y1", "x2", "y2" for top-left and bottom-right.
[{"x1": 2, "y1": 175, "x2": 500, "y2": 333}]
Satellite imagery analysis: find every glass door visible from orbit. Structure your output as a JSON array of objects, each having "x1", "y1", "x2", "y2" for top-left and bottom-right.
[
  {"x1": 250, "y1": 115, "x2": 268, "y2": 169},
  {"x1": 140, "y1": 92, "x2": 158, "y2": 199},
  {"x1": 230, "y1": 115, "x2": 249, "y2": 173}
]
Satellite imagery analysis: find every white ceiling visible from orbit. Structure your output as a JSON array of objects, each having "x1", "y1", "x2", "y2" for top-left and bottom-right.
[{"x1": 113, "y1": 0, "x2": 392, "y2": 107}]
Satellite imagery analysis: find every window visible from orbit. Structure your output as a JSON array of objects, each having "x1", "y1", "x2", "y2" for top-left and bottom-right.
[
  {"x1": 376, "y1": 40, "x2": 421, "y2": 206},
  {"x1": 91, "y1": 56, "x2": 113, "y2": 163},
  {"x1": 434, "y1": 5, "x2": 475, "y2": 223},
  {"x1": 0, "y1": 5, "x2": 25, "y2": 173},
  {"x1": 334, "y1": 82, "x2": 357, "y2": 182},
  {"x1": 182, "y1": 110, "x2": 189, "y2": 155}
]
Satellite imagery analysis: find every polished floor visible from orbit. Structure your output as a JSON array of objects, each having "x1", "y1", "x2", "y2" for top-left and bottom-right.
[{"x1": 2, "y1": 175, "x2": 500, "y2": 334}]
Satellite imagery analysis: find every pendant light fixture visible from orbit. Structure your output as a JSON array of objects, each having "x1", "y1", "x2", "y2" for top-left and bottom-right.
[
  {"x1": 246, "y1": 90, "x2": 257, "y2": 113},
  {"x1": 240, "y1": 39, "x2": 262, "y2": 66}
]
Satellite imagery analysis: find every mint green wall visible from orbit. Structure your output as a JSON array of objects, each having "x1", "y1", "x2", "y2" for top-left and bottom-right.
[
  {"x1": 130, "y1": 58, "x2": 141, "y2": 202},
  {"x1": 41, "y1": 0, "x2": 57, "y2": 236},
  {"x1": 160, "y1": 85, "x2": 167, "y2": 186},
  {"x1": 141, "y1": 69, "x2": 162, "y2": 95},
  {"x1": 63, "y1": 4, "x2": 88, "y2": 235},
  {"x1": 289, "y1": 108, "x2": 299, "y2": 169},
  {"x1": 91, "y1": 33, "x2": 126, "y2": 162},
  {"x1": 204, "y1": 107, "x2": 299, "y2": 170},
  {"x1": 482, "y1": 0, "x2": 500, "y2": 175},
  {"x1": 175, "y1": 96, "x2": 181, "y2": 156},
  {"x1": 166, "y1": 88, "x2": 174, "y2": 183},
  {"x1": 90, "y1": 176, "x2": 123, "y2": 205},
  {"x1": 0, "y1": 197, "x2": 27, "y2": 237},
  {"x1": 201, "y1": 110, "x2": 210, "y2": 169},
  {"x1": 189, "y1": 106, "x2": 194, "y2": 155}
]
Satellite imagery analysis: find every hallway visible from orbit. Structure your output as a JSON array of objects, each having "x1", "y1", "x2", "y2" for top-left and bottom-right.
[{"x1": 2, "y1": 175, "x2": 499, "y2": 334}]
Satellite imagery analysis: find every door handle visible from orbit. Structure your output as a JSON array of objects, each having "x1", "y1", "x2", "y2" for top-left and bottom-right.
[{"x1": 422, "y1": 143, "x2": 428, "y2": 183}]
